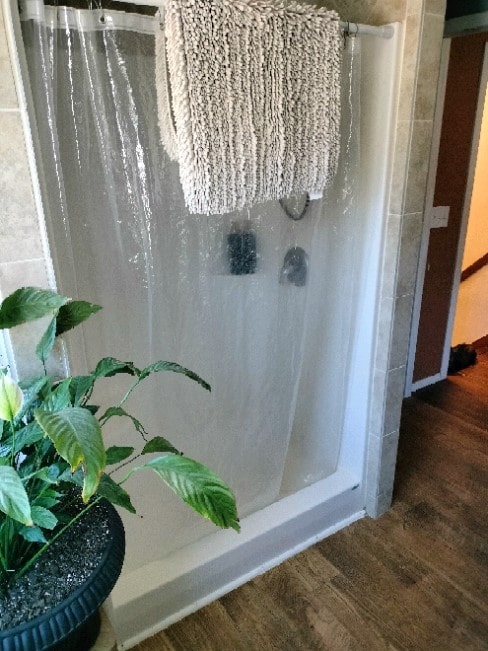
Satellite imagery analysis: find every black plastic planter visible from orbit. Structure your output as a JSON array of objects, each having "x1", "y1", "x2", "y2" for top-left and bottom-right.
[{"x1": 0, "y1": 501, "x2": 125, "y2": 651}]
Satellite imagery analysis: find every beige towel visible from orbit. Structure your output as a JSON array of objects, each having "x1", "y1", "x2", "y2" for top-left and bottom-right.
[{"x1": 156, "y1": 0, "x2": 342, "y2": 215}]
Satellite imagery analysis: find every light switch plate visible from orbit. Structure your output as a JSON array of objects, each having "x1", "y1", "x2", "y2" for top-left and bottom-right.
[{"x1": 431, "y1": 205, "x2": 450, "y2": 228}]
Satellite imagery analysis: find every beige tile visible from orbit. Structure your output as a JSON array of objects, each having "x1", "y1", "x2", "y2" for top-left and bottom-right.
[
  {"x1": 0, "y1": 212, "x2": 44, "y2": 263},
  {"x1": 425, "y1": 0, "x2": 447, "y2": 16},
  {"x1": 396, "y1": 211, "x2": 423, "y2": 295},
  {"x1": 381, "y1": 213, "x2": 401, "y2": 299},
  {"x1": 366, "y1": 430, "x2": 400, "y2": 507},
  {"x1": 0, "y1": 258, "x2": 50, "y2": 297},
  {"x1": 389, "y1": 120, "x2": 411, "y2": 215},
  {"x1": 407, "y1": 0, "x2": 424, "y2": 16},
  {"x1": 366, "y1": 433, "x2": 382, "y2": 486},
  {"x1": 0, "y1": 59, "x2": 17, "y2": 110},
  {"x1": 312, "y1": 0, "x2": 407, "y2": 24},
  {"x1": 375, "y1": 0, "x2": 409, "y2": 23},
  {"x1": 404, "y1": 119, "x2": 434, "y2": 214},
  {"x1": 0, "y1": 112, "x2": 36, "y2": 215},
  {"x1": 370, "y1": 367, "x2": 387, "y2": 436},
  {"x1": 375, "y1": 296, "x2": 394, "y2": 372},
  {"x1": 383, "y1": 365, "x2": 406, "y2": 434},
  {"x1": 366, "y1": 487, "x2": 394, "y2": 517},
  {"x1": 398, "y1": 11, "x2": 422, "y2": 123},
  {"x1": 414, "y1": 13, "x2": 445, "y2": 121},
  {"x1": 377, "y1": 430, "x2": 400, "y2": 495},
  {"x1": 0, "y1": 5, "x2": 18, "y2": 110},
  {"x1": 389, "y1": 293, "x2": 414, "y2": 369},
  {"x1": 366, "y1": 432, "x2": 399, "y2": 509}
]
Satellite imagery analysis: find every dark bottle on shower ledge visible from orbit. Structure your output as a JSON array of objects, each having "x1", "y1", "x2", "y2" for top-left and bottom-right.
[{"x1": 227, "y1": 220, "x2": 257, "y2": 275}]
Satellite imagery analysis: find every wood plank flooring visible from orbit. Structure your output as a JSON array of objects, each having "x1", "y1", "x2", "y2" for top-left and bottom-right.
[{"x1": 134, "y1": 356, "x2": 488, "y2": 651}]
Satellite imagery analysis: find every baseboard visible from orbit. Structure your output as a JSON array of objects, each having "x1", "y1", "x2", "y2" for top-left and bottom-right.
[
  {"x1": 410, "y1": 372, "x2": 443, "y2": 393},
  {"x1": 472, "y1": 334, "x2": 488, "y2": 349},
  {"x1": 109, "y1": 469, "x2": 365, "y2": 649}
]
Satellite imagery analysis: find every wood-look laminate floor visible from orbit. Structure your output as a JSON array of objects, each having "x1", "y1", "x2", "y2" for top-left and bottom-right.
[{"x1": 134, "y1": 354, "x2": 488, "y2": 651}]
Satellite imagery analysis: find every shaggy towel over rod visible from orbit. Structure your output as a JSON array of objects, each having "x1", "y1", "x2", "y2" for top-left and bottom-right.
[{"x1": 156, "y1": 0, "x2": 342, "y2": 215}]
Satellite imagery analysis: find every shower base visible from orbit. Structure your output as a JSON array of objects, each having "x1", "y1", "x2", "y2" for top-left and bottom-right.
[{"x1": 109, "y1": 468, "x2": 364, "y2": 649}]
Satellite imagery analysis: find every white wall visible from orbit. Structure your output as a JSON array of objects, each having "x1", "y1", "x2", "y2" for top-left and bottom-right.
[
  {"x1": 462, "y1": 85, "x2": 488, "y2": 270},
  {"x1": 452, "y1": 265, "x2": 488, "y2": 344},
  {"x1": 452, "y1": 84, "x2": 488, "y2": 345}
]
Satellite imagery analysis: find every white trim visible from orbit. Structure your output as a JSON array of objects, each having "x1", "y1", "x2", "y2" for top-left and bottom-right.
[
  {"x1": 405, "y1": 38, "x2": 451, "y2": 397},
  {"x1": 410, "y1": 372, "x2": 443, "y2": 394},
  {"x1": 445, "y1": 12, "x2": 488, "y2": 37},
  {"x1": 441, "y1": 43, "x2": 488, "y2": 377}
]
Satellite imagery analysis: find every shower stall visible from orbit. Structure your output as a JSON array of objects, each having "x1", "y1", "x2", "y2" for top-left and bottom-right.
[{"x1": 5, "y1": 0, "x2": 402, "y2": 646}]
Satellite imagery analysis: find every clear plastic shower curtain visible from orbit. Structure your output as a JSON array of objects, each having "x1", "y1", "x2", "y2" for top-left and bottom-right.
[{"x1": 20, "y1": 0, "x2": 361, "y2": 570}]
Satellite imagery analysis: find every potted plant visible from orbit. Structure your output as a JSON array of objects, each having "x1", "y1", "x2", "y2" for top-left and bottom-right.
[{"x1": 0, "y1": 286, "x2": 239, "y2": 650}]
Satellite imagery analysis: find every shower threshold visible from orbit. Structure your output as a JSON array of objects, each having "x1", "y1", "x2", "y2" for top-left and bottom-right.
[{"x1": 109, "y1": 468, "x2": 364, "y2": 649}]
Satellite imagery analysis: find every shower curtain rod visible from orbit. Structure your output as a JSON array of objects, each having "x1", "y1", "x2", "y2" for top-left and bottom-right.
[{"x1": 113, "y1": 0, "x2": 395, "y2": 39}]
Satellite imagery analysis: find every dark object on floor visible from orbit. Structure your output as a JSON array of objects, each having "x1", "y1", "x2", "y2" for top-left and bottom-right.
[{"x1": 448, "y1": 343, "x2": 477, "y2": 374}]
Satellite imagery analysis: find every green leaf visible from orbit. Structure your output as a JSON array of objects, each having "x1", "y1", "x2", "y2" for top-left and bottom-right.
[
  {"x1": 139, "y1": 361, "x2": 211, "y2": 392},
  {"x1": 134, "y1": 455, "x2": 239, "y2": 531},
  {"x1": 44, "y1": 379, "x2": 72, "y2": 412},
  {"x1": 0, "y1": 287, "x2": 68, "y2": 329},
  {"x1": 35, "y1": 317, "x2": 57, "y2": 365},
  {"x1": 92, "y1": 358, "x2": 140, "y2": 379},
  {"x1": 100, "y1": 406, "x2": 147, "y2": 438},
  {"x1": 97, "y1": 474, "x2": 136, "y2": 513},
  {"x1": 18, "y1": 375, "x2": 49, "y2": 391},
  {"x1": 55, "y1": 300, "x2": 102, "y2": 336},
  {"x1": 25, "y1": 464, "x2": 60, "y2": 485},
  {"x1": 34, "y1": 407, "x2": 106, "y2": 503},
  {"x1": 0, "y1": 466, "x2": 33, "y2": 525},
  {"x1": 18, "y1": 524, "x2": 47, "y2": 543},
  {"x1": 16, "y1": 376, "x2": 49, "y2": 421},
  {"x1": 106, "y1": 445, "x2": 134, "y2": 465},
  {"x1": 33, "y1": 488, "x2": 62, "y2": 509},
  {"x1": 12, "y1": 421, "x2": 44, "y2": 454},
  {"x1": 31, "y1": 505, "x2": 58, "y2": 530},
  {"x1": 69, "y1": 376, "x2": 95, "y2": 406},
  {"x1": 0, "y1": 375, "x2": 23, "y2": 421},
  {"x1": 57, "y1": 466, "x2": 84, "y2": 487},
  {"x1": 141, "y1": 436, "x2": 180, "y2": 455}
]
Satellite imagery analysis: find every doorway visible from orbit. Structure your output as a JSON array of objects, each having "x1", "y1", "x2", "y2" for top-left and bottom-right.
[
  {"x1": 406, "y1": 32, "x2": 488, "y2": 395},
  {"x1": 451, "y1": 82, "x2": 488, "y2": 348}
]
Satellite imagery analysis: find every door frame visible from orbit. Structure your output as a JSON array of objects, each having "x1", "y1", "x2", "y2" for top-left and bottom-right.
[{"x1": 405, "y1": 39, "x2": 488, "y2": 396}]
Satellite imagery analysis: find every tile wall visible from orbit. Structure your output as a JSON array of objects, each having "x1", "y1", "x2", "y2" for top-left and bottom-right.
[
  {"x1": 0, "y1": 0, "x2": 60, "y2": 378},
  {"x1": 318, "y1": 0, "x2": 446, "y2": 514}
]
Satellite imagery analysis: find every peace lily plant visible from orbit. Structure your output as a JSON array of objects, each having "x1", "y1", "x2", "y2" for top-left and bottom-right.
[{"x1": 0, "y1": 286, "x2": 239, "y2": 593}]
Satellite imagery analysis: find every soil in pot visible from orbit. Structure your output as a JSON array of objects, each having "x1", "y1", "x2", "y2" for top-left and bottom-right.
[{"x1": 0, "y1": 500, "x2": 124, "y2": 650}]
